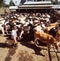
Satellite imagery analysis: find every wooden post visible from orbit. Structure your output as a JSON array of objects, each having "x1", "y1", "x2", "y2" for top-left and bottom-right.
[{"x1": 48, "y1": 45, "x2": 52, "y2": 61}]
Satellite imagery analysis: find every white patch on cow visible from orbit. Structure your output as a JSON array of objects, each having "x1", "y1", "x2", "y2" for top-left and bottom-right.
[
  {"x1": 0, "y1": 19, "x2": 5, "y2": 35},
  {"x1": 57, "y1": 41, "x2": 60, "y2": 45},
  {"x1": 0, "y1": 24, "x2": 4, "y2": 35},
  {"x1": 41, "y1": 22, "x2": 46, "y2": 29},
  {"x1": 24, "y1": 22, "x2": 29, "y2": 26},
  {"x1": 34, "y1": 25, "x2": 43, "y2": 32},
  {"x1": 30, "y1": 20, "x2": 33, "y2": 24}
]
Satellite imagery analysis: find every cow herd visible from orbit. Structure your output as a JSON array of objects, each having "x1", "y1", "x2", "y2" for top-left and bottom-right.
[{"x1": 0, "y1": 12, "x2": 60, "y2": 49}]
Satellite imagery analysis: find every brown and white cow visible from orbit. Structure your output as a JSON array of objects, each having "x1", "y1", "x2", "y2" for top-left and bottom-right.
[{"x1": 34, "y1": 30, "x2": 60, "y2": 50}]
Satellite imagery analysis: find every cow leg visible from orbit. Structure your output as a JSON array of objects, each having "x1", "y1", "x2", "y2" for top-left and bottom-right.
[
  {"x1": 5, "y1": 25, "x2": 10, "y2": 35},
  {"x1": 1, "y1": 27, "x2": 5, "y2": 36},
  {"x1": 19, "y1": 30, "x2": 24, "y2": 39},
  {"x1": 34, "y1": 38, "x2": 39, "y2": 46},
  {"x1": 51, "y1": 37, "x2": 58, "y2": 50},
  {"x1": 53, "y1": 42, "x2": 58, "y2": 50},
  {"x1": 5, "y1": 27, "x2": 8, "y2": 34}
]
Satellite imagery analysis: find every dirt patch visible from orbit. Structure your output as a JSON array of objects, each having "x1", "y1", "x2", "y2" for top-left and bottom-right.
[
  {"x1": 5, "y1": 47, "x2": 17, "y2": 61},
  {"x1": 18, "y1": 51, "x2": 33, "y2": 61}
]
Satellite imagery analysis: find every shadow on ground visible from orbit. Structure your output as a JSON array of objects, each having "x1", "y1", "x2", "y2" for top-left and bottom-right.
[
  {"x1": 19, "y1": 36, "x2": 47, "y2": 56},
  {"x1": 5, "y1": 47, "x2": 17, "y2": 61},
  {"x1": 0, "y1": 43, "x2": 12, "y2": 48}
]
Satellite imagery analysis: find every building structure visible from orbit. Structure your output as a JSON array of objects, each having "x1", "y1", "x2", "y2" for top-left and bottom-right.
[
  {"x1": 9, "y1": 0, "x2": 60, "y2": 14},
  {"x1": 17, "y1": 0, "x2": 60, "y2": 19},
  {"x1": 20, "y1": 0, "x2": 59, "y2": 5},
  {"x1": 19, "y1": 0, "x2": 60, "y2": 9}
]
